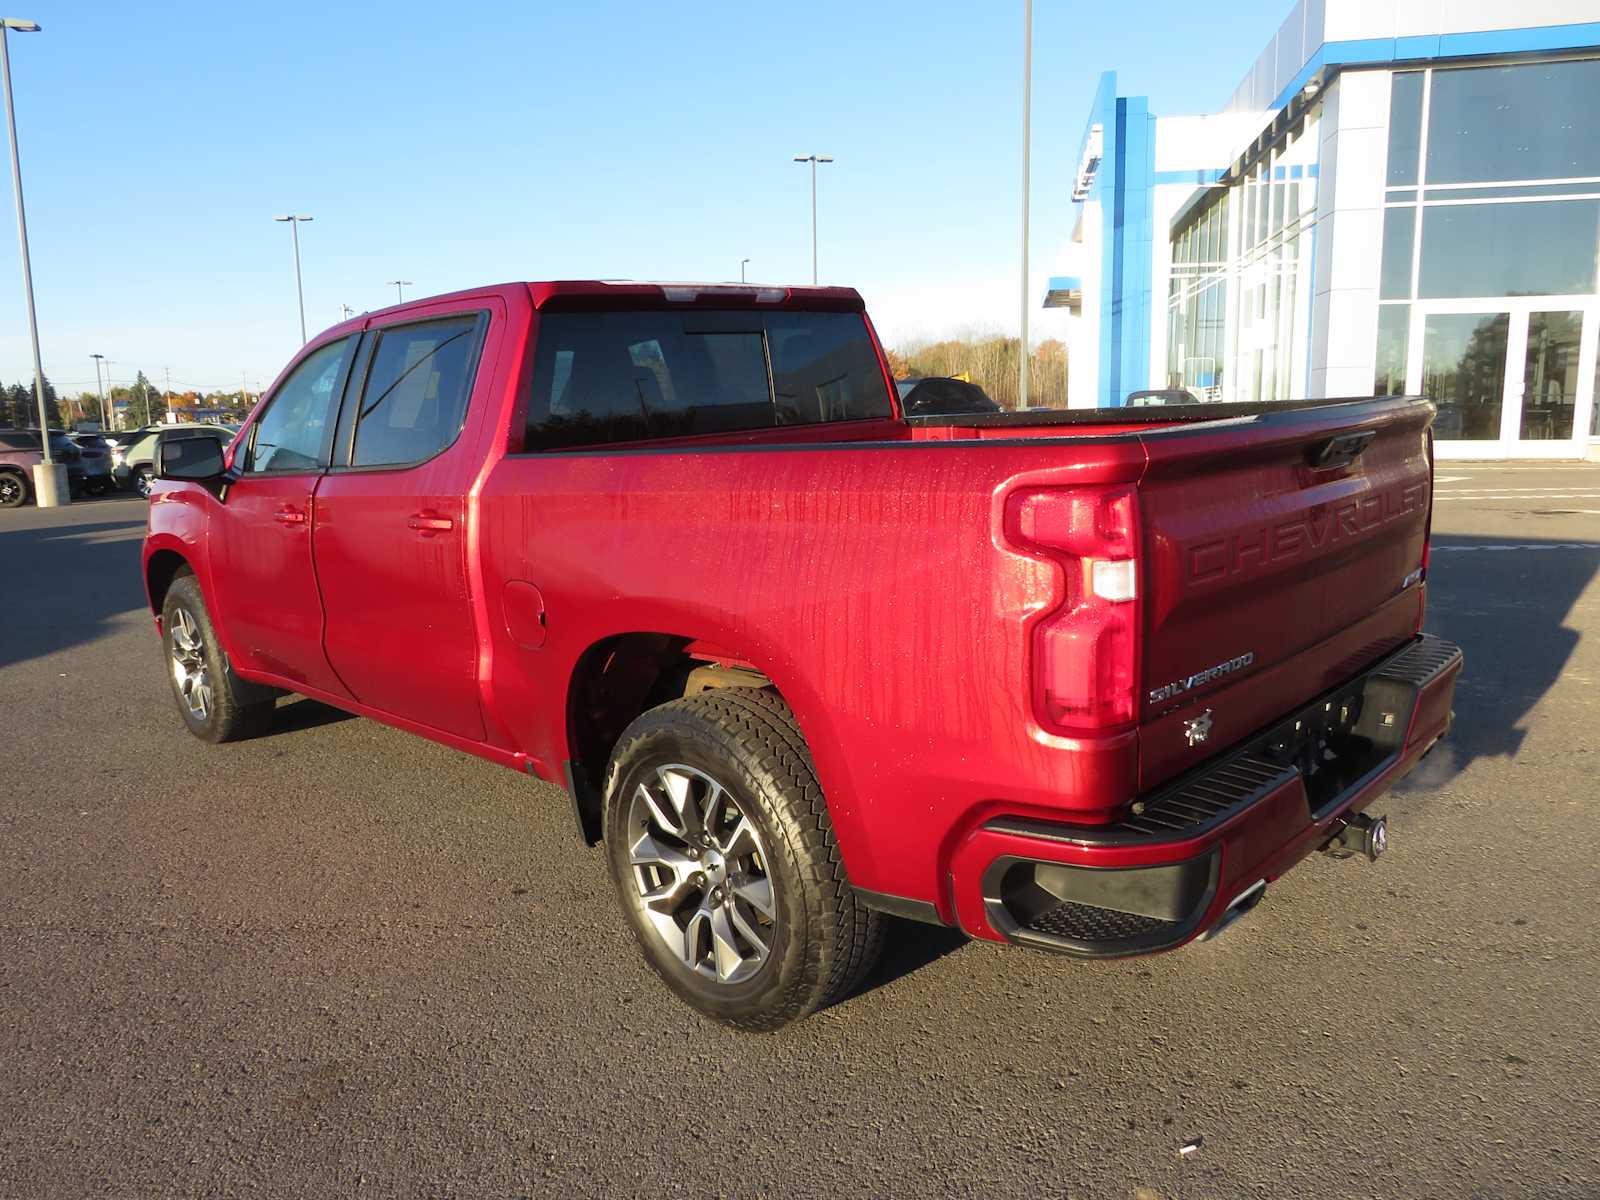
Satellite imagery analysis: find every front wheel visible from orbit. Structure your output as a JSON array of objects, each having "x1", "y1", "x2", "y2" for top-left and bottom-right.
[
  {"x1": 133, "y1": 467, "x2": 153, "y2": 498},
  {"x1": 161, "y1": 573, "x2": 275, "y2": 743},
  {"x1": 0, "y1": 471, "x2": 27, "y2": 508},
  {"x1": 603, "y1": 687, "x2": 884, "y2": 1030}
]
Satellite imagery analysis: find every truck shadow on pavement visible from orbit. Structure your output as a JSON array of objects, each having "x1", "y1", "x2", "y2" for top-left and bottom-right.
[
  {"x1": 0, "y1": 511, "x2": 149, "y2": 671},
  {"x1": 1399, "y1": 533, "x2": 1599, "y2": 790}
]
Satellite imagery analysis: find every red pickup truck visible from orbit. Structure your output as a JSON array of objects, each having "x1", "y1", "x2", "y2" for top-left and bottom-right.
[{"x1": 143, "y1": 281, "x2": 1462, "y2": 1029}]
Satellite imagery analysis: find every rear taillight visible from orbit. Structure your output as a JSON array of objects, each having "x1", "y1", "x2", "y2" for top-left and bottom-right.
[{"x1": 1007, "y1": 485, "x2": 1141, "y2": 734}]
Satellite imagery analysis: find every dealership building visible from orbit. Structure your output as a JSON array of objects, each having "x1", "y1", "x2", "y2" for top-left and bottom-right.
[{"x1": 1050, "y1": 0, "x2": 1600, "y2": 459}]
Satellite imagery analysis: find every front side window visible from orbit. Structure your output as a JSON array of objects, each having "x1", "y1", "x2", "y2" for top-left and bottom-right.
[
  {"x1": 526, "y1": 309, "x2": 892, "y2": 450},
  {"x1": 245, "y1": 337, "x2": 351, "y2": 473},
  {"x1": 350, "y1": 316, "x2": 482, "y2": 468}
]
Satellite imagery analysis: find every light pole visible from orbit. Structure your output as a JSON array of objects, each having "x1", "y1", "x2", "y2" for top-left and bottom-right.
[
  {"x1": 90, "y1": 352, "x2": 108, "y2": 428},
  {"x1": 740, "y1": 257, "x2": 750, "y2": 283},
  {"x1": 387, "y1": 279, "x2": 411, "y2": 304},
  {"x1": 339, "y1": 303, "x2": 354, "y2": 321},
  {"x1": 2, "y1": 16, "x2": 65, "y2": 504},
  {"x1": 792, "y1": 154, "x2": 833, "y2": 284},
  {"x1": 273, "y1": 214, "x2": 313, "y2": 343},
  {"x1": 1018, "y1": 0, "x2": 1033, "y2": 410}
]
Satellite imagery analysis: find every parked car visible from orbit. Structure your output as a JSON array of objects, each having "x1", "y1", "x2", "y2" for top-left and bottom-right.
[
  {"x1": 0, "y1": 429, "x2": 87, "y2": 503},
  {"x1": 116, "y1": 424, "x2": 234, "y2": 496},
  {"x1": 1126, "y1": 387, "x2": 1202, "y2": 406},
  {"x1": 896, "y1": 376, "x2": 1002, "y2": 416},
  {"x1": 68, "y1": 434, "x2": 115, "y2": 495},
  {"x1": 143, "y1": 280, "x2": 1462, "y2": 1029}
]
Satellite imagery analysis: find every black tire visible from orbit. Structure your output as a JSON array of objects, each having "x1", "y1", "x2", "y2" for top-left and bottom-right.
[
  {"x1": 160, "y1": 573, "x2": 276, "y2": 743},
  {"x1": 0, "y1": 470, "x2": 27, "y2": 509},
  {"x1": 603, "y1": 687, "x2": 884, "y2": 1030},
  {"x1": 133, "y1": 466, "x2": 153, "y2": 498}
]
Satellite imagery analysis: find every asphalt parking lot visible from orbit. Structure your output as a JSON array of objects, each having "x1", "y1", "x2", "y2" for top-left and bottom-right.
[{"x1": 2, "y1": 464, "x2": 1597, "y2": 1199}]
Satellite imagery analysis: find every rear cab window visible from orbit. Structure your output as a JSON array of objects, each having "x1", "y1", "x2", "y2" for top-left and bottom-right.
[{"x1": 525, "y1": 310, "x2": 892, "y2": 450}]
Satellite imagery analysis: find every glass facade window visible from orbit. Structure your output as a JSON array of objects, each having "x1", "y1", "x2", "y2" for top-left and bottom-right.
[
  {"x1": 1520, "y1": 311, "x2": 1581, "y2": 440},
  {"x1": 1377, "y1": 60, "x2": 1600, "y2": 441},
  {"x1": 1426, "y1": 60, "x2": 1600, "y2": 184},
  {"x1": 1379, "y1": 206, "x2": 1416, "y2": 300},
  {"x1": 1417, "y1": 199, "x2": 1599, "y2": 299},
  {"x1": 1387, "y1": 71, "x2": 1425, "y2": 187},
  {"x1": 1165, "y1": 111, "x2": 1317, "y2": 404},
  {"x1": 1420, "y1": 312, "x2": 1509, "y2": 441}
]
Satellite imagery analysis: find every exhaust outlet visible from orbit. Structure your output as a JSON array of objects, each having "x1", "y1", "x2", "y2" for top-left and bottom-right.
[{"x1": 1201, "y1": 879, "x2": 1266, "y2": 942}]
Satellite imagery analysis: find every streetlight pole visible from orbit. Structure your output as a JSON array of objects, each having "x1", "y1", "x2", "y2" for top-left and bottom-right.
[
  {"x1": 273, "y1": 214, "x2": 312, "y2": 343},
  {"x1": 740, "y1": 257, "x2": 750, "y2": 283},
  {"x1": 387, "y1": 280, "x2": 411, "y2": 304},
  {"x1": 1018, "y1": 0, "x2": 1033, "y2": 410},
  {"x1": 90, "y1": 352, "x2": 108, "y2": 428},
  {"x1": 792, "y1": 154, "x2": 833, "y2": 284},
  {"x1": 1, "y1": 16, "x2": 65, "y2": 503}
]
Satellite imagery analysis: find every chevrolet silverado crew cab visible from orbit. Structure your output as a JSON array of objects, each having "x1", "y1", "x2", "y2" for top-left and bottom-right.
[{"x1": 143, "y1": 281, "x2": 1462, "y2": 1029}]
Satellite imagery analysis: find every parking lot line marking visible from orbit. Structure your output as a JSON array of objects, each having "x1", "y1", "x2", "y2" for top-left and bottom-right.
[{"x1": 1431, "y1": 542, "x2": 1600, "y2": 552}]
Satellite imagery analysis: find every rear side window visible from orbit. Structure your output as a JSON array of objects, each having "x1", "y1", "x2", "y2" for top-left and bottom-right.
[
  {"x1": 245, "y1": 337, "x2": 352, "y2": 473},
  {"x1": 350, "y1": 315, "x2": 483, "y2": 468},
  {"x1": 525, "y1": 309, "x2": 891, "y2": 450}
]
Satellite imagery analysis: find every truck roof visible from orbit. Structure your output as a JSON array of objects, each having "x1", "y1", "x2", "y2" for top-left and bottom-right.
[{"x1": 338, "y1": 282, "x2": 866, "y2": 334}]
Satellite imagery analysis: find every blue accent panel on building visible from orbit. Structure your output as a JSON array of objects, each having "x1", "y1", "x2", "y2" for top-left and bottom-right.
[
  {"x1": 1048, "y1": 275, "x2": 1082, "y2": 290},
  {"x1": 1268, "y1": 22, "x2": 1600, "y2": 112},
  {"x1": 1116, "y1": 98, "x2": 1155, "y2": 408}
]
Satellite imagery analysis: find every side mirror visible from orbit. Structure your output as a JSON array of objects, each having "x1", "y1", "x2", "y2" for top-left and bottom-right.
[{"x1": 158, "y1": 436, "x2": 226, "y2": 481}]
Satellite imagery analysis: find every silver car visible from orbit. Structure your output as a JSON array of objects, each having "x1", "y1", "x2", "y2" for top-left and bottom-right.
[{"x1": 115, "y1": 424, "x2": 235, "y2": 496}]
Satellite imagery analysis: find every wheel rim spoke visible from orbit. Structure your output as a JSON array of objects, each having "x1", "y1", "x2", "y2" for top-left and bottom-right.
[
  {"x1": 731, "y1": 874, "x2": 774, "y2": 919},
  {"x1": 169, "y1": 607, "x2": 212, "y2": 720},
  {"x1": 708, "y1": 906, "x2": 743, "y2": 982},
  {"x1": 625, "y1": 761, "x2": 775, "y2": 986},
  {"x1": 727, "y1": 900, "x2": 770, "y2": 958}
]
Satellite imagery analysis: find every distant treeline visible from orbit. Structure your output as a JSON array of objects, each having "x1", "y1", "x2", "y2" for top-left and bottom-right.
[{"x1": 886, "y1": 335, "x2": 1068, "y2": 410}]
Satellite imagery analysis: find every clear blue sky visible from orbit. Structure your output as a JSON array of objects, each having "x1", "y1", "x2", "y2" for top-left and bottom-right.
[{"x1": 0, "y1": 0, "x2": 1290, "y2": 402}]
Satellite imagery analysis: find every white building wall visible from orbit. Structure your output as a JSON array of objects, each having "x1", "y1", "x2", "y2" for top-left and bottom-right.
[
  {"x1": 1067, "y1": 205, "x2": 1102, "y2": 408},
  {"x1": 1308, "y1": 69, "x2": 1391, "y2": 398},
  {"x1": 1228, "y1": 0, "x2": 1600, "y2": 113}
]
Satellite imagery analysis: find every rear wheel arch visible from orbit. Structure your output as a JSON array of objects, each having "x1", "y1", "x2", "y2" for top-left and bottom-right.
[{"x1": 564, "y1": 632, "x2": 800, "y2": 843}]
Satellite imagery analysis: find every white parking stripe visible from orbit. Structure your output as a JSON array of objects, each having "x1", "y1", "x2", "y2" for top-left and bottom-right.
[{"x1": 1432, "y1": 542, "x2": 1600, "y2": 552}]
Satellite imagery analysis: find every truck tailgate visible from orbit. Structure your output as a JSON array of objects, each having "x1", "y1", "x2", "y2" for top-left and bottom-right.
[{"x1": 1134, "y1": 398, "x2": 1434, "y2": 791}]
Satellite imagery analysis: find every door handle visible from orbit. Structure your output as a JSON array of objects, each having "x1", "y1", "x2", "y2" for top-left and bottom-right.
[
  {"x1": 407, "y1": 512, "x2": 454, "y2": 534},
  {"x1": 274, "y1": 507, "x2": 308, "y2": 526}
]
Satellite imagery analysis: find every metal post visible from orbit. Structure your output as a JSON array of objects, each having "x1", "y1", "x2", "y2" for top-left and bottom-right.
[
  {"x1": 289, "y1": 218, "x2": 306, "y2": 343},
  {"x1": 1, "y1": 18, "x2": 60, "y2": 500},
  {"x1": 90, "y1": 353, "x2": 107, "y2": 428},
  {"x1": 809, "y1": 159, "x2": 818, "y2": 284},
  {"x1": 163, "y1": 366, "x2": 172, "y2": 423},
  {"x1": 793, "y1": 155, "x2": 832, "y2": 285},
  {"x1": 1018, "y1": 0, "x2": 1032, "y2": 410},
  {"x1": 387, "y1": 280, "x2": 410, "y2": 304},
  {"x1": 740, "y1": 258, "x2": 750, "y2": 283}
]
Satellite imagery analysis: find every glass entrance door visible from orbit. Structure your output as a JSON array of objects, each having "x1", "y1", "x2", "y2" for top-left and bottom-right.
[{"x1": 1408, "y1": 300, "x2": 1598, "y2": 458}]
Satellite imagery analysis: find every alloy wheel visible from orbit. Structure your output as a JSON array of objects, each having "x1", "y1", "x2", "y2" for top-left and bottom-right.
[
  {"x1": 169, "y1": 607, "x2": 213, "y2": 721},
  {"x1": 626, "y1": 763, "x2": 776, "y2": 985},
  {"x1": 0, "y1": 475, "x2": 21, "y2": 506}
]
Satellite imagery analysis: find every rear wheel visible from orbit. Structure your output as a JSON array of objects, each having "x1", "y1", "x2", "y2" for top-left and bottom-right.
[
  {"x1": 161, "y1": 573, "x2": 275, "y2": 743},
  {"x1": 603, "y1": 687, "x2": 884, "y2": 1030},
  {"x1": 0, "y1": 471, "x2": 26, "y2": 508},
  {"x1": 133, "y1": 466, "x2": 153, "y2": 498}
]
